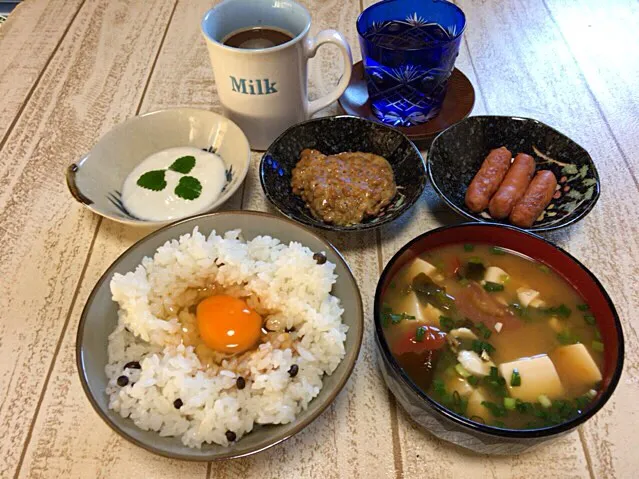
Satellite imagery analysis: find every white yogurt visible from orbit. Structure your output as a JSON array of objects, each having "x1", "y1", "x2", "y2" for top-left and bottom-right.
[{"x1": 122, "y1": 147, "x2": 226, "y2": 221}]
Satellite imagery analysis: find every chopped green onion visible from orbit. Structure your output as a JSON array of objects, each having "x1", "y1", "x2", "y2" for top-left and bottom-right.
[
  {"x1": 557, "y1": 304, "x2": 572, "y2": 318},
  {"x1": 587, "y1": 389, "x2": 598, "y2": 399},
  {"x1": 577, "y1": 303, "x2": 589, "y2": 311},
  {"x1": 592, "y1": 340, "x2": 604, "y2": 352},
  {"x1": 493, "y1": 420, "x2": 506, "y2": 428},
  {"x1": 575, "y1": 395, "x2": 591, "y2": 410},
  {"x1": 511, "y1": 369, "x2": 521, "y2": 387},
  {"x1": 468, "y1": 376, "x2": 480, "y2": 386},
  {"x1": 456, "y1": 318, "x2": 474, "y2": 329},
  {"x1": 516, "y1": 400, "x2": 534, "y2": 414},
  {"x1": 468, "y1": 256, "x2": 483, "y2": 264},
  {"x1": 390, "y1": 282, "x2": 396, "y2": 289},
  {"x1": 490, "y1": 246, "x2": 506, "y2": 255},
  {"x1": 477, "y1": 322, "x2": 492, "y2": 339},
  {"x1": 439, "y1": 315, "x2": 455, "y2": 332},
  {"x1": 415, "y1": 326, "x2": 426, "y2": 342},
  {"x1": 483, "y1": 282, "x2": 504, "y2": 292},
  {"x1": 463, "y1": 244, "x2": 475, "y2": 252},
  {"x1": 539, "y1": 265, "x2": 551, "y2": 274},
  {"x1": 383, "y1": 311, "x2": 416, "y2": 325},
  {"x1": 594, "y1": 328, "x2": 602, "y2": 340},
  {"x1": 583, "y1": 313, "x2": 596, "y2": 325},
  {"x1": 472, "y1": 340, "x2": 496, "y2": 354},
  {"x1": 557, "y1": 330, "x2": 579, "y2": 345},
  {"x1": 500, "y1": 274, "x2": 510, "y2": 284},
  {"x1": 538, "y1": 395, "x2": 552, "y2": 409},
  {"x1": 381, "y1": 303, "x2": 392, "y2": 313},
  {"x1": 433, "y1": 379, "x2": 446, "y2": 396},
  {"x1": 458, "y1": 278, "x2": 470, "y2": 286},
  {"x1": 455, "y1": 363, "x2": 471, "y2": 378},
  {"x1": 544, "y1": 304, "x2": 572, "y2": 318},
  {"x1": 484, "y1": 367, "x2": 507, "y2": 396},
  {"x1": 481, "y1": 400, "x2": 507, "y2": 417},
  {"x1": 503, "y1": 397, "x2": 517, "y2": 410}
]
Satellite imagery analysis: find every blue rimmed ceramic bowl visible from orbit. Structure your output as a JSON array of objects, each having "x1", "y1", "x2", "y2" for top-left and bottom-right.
[
  {"x1": 260, "y1": 115, "x2": 427, "y2": 231},
  {"x1": 66, "y1": 108, "x2": 251, "y2": 227},
  {"x1": 428, "y1": 115, "x2": 601, "y2": 232}
]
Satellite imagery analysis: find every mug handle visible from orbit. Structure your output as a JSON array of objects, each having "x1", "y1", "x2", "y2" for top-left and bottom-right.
[{"x1": 304, "y1": 30, "x2": 353, "y2": 117}]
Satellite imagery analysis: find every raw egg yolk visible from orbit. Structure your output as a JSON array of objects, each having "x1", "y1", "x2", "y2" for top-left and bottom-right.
[{"x1": 196, "y1": 295, "x2": 262, "y2": 354}]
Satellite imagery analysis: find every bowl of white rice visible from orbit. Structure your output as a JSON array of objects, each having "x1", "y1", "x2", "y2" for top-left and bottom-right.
[{"x1": 76, "y1": 211, "x2": 363, "y2": 460}]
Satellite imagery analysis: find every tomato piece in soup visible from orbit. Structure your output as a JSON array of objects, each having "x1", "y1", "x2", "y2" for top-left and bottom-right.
[{"x1": 393, "y1": 325, "x2": 447, "y2": 356}]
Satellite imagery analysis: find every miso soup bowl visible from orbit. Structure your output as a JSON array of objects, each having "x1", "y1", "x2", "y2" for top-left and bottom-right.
[{"x1": 374, "y1": 223, "x2": 624, "y2": 455}]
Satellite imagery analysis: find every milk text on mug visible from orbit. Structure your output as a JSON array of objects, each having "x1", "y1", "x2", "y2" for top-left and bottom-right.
[{"x1": 202, "y1": 0, "x2": 353, "y2": 150}]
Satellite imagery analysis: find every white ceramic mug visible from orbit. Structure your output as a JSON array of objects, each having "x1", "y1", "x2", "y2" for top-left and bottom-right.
[{"x1": 201, "y1": 0, "x2": 353, "y2": 150}]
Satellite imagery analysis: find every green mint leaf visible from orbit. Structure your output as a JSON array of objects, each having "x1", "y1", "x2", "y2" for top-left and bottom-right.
[
  {"x1": 175, "y1": 176, "x2": 202, "y2": 200},
  {"x1": 169, "y1": 156, "x2": 196, "y2": 174},
  {"x1": 137, "y1": 169, "x2": 167, "y2": 191}
]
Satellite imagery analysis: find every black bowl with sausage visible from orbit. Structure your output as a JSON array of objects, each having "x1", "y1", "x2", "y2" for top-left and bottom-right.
[{"x1": 428, "y1": 115, "x2": 600, "y2": 232}]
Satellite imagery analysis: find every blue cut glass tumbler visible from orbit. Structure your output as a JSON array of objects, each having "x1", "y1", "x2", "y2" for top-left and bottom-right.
[{"x1": 357, "y1": 0, "x2": 466, "y2": 127}]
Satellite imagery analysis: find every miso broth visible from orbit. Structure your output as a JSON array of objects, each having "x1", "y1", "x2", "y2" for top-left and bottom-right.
[{"x1": 381, "y1": 244, "x2": 604, "y2": 429}]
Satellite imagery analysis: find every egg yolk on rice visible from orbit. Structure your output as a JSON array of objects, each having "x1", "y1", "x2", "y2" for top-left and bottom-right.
[{"x1": 196, "y1": 295, "x2": 263, "y2": 354}]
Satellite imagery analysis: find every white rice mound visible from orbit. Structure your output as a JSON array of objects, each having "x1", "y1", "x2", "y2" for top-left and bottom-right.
[{"x1": 106, "y1": 228, "x2": 347, "y2": 448}]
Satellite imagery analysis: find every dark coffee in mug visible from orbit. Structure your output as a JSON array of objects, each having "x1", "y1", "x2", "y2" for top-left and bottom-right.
[{"x1": 223, "y1": 27, "x2": 294, "y2": 49}]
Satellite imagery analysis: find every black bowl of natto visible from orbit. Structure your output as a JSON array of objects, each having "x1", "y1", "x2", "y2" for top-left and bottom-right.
[{"x1": 260, "y1": 115, "x2": 426, "y2": 232}]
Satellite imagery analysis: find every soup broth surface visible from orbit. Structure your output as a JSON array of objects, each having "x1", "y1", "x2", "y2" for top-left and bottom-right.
[{"x1": 381, "y1": 244, "x2": 603, "y2": 429}]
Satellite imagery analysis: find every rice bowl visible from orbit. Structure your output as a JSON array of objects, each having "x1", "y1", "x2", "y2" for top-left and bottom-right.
[
  {"x1": 106, "y1": 227, "x2": 348, "y2": 448},
  {"x1": 76, "y1": 211, "x2": 363, "y2": 460}
]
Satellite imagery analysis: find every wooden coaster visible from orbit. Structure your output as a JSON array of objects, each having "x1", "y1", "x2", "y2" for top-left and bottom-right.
[{"x1": 338, "y1": 61, "x2": 475, "y2": 148}]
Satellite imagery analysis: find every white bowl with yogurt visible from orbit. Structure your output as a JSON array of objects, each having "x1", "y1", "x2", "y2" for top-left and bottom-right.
[{"x1": 66, "y1": 108, "x2": 251, "y2": 226}]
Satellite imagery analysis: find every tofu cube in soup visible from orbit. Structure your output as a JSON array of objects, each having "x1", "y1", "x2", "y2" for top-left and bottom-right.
[
  {"x1": 498, "y1": 355, "x2": 564, "y2": 401},
  {"x1": 458, "y1": 350, "x2": 495, "y2": 377},
  {"x1": 446, "y1": 375, "x2": 475, "y2": 398},
  {"x1": 516, "y1": 288, "x2": 540, "y2": 308},
  {"x1": 550, "y1": 344, "x2": 602, "y2": 394},
  {"x1": 548, "y1": 316, "x2": 564, "y2": 333},
  {"x1": 529, "y1": 298, "x2": 546, "y2": 308},
  {"x1": 405, "y1": 257, "x2": 438, "y2": 279},
  {"x1": 466, "y1": 389, "x2": 490, "y2": 423},
  {"x1": 393, "y1": 291, "x2": 425, "y2": 323},
  {"x1": 424, "y1": 303, "x2": 444, "y2": 325},
  {"x1": 484, "y1": 266, "x2": 509, "y2": 284}
]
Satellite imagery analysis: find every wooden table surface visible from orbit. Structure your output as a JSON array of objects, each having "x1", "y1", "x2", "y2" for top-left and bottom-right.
[{"x1": 1, "y1": 0, "x2": 638, "y2": 477}]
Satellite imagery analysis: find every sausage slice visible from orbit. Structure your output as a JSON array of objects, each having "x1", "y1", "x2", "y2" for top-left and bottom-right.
[
  {"x1": 488, "y1": 153, "x2": 536, "y2": 219},
  {"x1": 510, "y1": 170, "x2": 558, "y2": 228},
  {"x1": 465, "y1": 147, "x2": 512, "y2": 213}
]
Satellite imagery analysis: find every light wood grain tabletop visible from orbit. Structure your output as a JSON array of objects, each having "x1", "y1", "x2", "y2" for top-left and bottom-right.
[{"x1": 1, "y1": 0, "x2": 638, "y2": 477}]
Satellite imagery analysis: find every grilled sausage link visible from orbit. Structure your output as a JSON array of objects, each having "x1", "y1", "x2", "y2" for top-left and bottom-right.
[
  {"x1": 488, "y1": 153, "x2": 536, "y2": 219},
  {"x1": 465, "y1": 147, "x2": 512, "y2": 213},
  {"x1": 510, "y1": 170, "x2": 557, "y2": 227}
]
